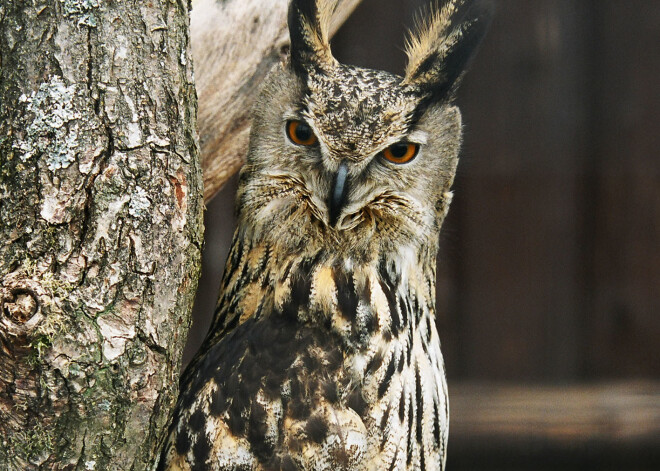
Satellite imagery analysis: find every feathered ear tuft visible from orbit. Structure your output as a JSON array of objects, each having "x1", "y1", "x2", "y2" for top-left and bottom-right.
[
  {"x1": 403, "y1": 0, "x2": 493, "y2": 100},
  {"x1": 288, "y1": 0, "x2": 337, "y2": 76}
]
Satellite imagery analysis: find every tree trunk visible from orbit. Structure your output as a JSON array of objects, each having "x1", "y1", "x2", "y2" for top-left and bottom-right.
[
  {"x1": 0, "y1": 0, "x2": 362, "y2": 469},
  {"x1": 0, "y1": 1, "x2": 203, "y2": 469}
]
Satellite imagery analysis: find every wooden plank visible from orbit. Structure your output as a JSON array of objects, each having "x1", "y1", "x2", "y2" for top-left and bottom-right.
[
  {"x1": 585, "y1": 1, "x2": 660, "y2": 378},
  {"x1": 451, "y1": 0, "x2": 592, "y2": 380},
  {"x1": 448, "y1": 381, "x2": 660, "y2": 469}
]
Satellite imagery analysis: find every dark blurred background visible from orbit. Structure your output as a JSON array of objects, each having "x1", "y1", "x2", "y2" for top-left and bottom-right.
[{"x1": 186, "y1": 1, "x2": 660, "y2": 469}]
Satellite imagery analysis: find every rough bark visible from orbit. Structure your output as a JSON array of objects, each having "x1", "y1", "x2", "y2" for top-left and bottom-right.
[
  {"x1": 0, "y1": 1, "x2": 202, "y2": 469},
  {"x1": 192, "y1": 0, "x2": 363, "y2": 201}
]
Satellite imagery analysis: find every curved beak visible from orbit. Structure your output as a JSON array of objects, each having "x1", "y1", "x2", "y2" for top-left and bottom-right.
[{"x1": 328, "y1": 161, "x2": 349, "y2": 227}]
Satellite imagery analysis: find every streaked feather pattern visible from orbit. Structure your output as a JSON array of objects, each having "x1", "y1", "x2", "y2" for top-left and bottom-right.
[{"x1": 159, "y1": 0, "x2": 490, "y2": 469}]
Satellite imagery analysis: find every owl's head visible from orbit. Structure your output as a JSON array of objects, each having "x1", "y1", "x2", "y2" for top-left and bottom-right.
[{"x1": 238, "y1": 0, "x2": 491, "y2": 260}]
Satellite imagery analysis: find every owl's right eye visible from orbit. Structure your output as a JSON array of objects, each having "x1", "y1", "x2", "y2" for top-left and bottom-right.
[{"x1": 286, "y1": 120, "x2": 318, "y2": 146}]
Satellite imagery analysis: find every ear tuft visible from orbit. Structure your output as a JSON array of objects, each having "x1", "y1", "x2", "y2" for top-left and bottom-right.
[
  {"x1": 288, "y1": 0, "x2": 337, "y2": 76},
  {"x1": 404, "y1": 0, "x2": 493, "y2": 100}
]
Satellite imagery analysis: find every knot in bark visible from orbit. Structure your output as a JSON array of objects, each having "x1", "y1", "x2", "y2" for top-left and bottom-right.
[
  {"x1": 1, "y1": 275, "x2": 47, "y2": 337},
  {"x1": 2, "y1": 289, "x2": 39, "y2": 324}
]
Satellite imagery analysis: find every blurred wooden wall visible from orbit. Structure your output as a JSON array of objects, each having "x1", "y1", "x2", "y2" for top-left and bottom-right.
[{"x1": 188, "y1": 1, "x2": 660, "y2": 469}]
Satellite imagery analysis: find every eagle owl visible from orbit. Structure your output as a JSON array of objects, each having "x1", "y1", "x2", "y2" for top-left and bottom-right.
[{"x1": 159, "y1": 0, "x2": 490, "y2": 469}]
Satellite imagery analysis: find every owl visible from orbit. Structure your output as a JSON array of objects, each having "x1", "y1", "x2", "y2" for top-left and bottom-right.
[{"x1": 158, "y1": 0, "x2": 490, "y2": 469}]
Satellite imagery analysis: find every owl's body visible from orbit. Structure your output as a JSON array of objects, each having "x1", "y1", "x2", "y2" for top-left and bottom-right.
[
  {"x1": 164, "y1": 244, "x2": 448, "y2": 470},
  {"x1": 159, "y1": 1, "x2": 490, "y2": 470}
]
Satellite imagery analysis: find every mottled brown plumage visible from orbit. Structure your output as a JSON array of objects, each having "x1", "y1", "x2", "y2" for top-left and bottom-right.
[{"x1": 159, "y1": 0, "x2": 491, "y2": 469}]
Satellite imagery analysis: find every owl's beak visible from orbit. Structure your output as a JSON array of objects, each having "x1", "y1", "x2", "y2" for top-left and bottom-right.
[{"x1": 328, "y1": 161, "x2": 349, "y2": 227}]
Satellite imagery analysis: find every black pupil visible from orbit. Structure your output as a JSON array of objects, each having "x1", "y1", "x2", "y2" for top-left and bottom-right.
[
  {"x1": 390, "y1": 143, "x2": 410, "y2": 158},
  {"x1": 294, "y1": 122, "x2": 312, "y2": 142}
]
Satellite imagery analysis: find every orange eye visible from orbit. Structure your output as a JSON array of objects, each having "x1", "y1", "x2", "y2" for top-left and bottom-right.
[
  {"x1": 381, "y1": 142, "x2": 419, "y2": 164},
  {"x1": 286, "y1": 120, "x2": 318, "y2": 146}
]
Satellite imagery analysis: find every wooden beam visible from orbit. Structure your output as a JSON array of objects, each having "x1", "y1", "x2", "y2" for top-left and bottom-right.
[{"x1": 448, "y1": 381, "x2": 660, "y2": 468}]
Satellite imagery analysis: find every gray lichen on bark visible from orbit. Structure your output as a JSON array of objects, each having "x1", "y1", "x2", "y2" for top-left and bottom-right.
[{"x1": 0, "y1": 0, "x2": 203, "y2": 469}]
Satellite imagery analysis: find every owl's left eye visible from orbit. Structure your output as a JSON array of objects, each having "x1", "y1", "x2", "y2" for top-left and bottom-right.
[
  {"x1": 286, "y1": 120, "x2": 318, "y2": 146},
  {"x1": 381, "y1": 142, "x2": 419, "y2": 164}
]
